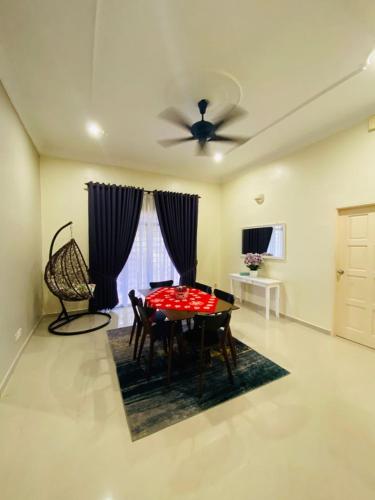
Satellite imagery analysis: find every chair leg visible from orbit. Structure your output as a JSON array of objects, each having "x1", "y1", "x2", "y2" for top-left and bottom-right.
[
  {"x1": 147, "y1": 335, "x2": 155, "y2": 381},
  {"x1": 167, "y1": 323, "x2": 175, "y2": 385},
  {"x1": 133, "y1": 324, "x2": 142, "y2": 360},
  {"x1": 220, "y1": 338, "x2": 234, "y2": 384},
  {"x1": 175, "y1": 323, "x2": 186, "y2": 361},
  {"x1": 227, "y1": 326, "x2": 237, "y2": 367},
  {"x1": 137, "y1": 327, "x2": 147, "y2": 365},
  {"x1": 129, "y1": 318, "x2": 136, "y2": 345},
  {"x1": 198, "y1": 347, "x2": 206, "y2": 398},
  {"x1": 163, "y1": 336, "x2": 168, "y2": 355},
  {"x1": 205, "y1": 350, "x2": 212, "y2": 367}
]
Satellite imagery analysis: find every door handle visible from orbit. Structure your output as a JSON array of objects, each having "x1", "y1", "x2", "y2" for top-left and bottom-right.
[{"x1": 336, "y1": 269, "x2": 345, "y2": 275}]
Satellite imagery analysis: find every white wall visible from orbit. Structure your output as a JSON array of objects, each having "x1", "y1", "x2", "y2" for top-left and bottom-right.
[
  {"x1": 220, "y1": 120, "x2": 375, "y2": 331},
  {"x1": 0, "y1": 82, "x2": 42, "y2": 390},
  {"x1": 37, "y1": 118, "x2": 375, "y2": 331},
  {"x1": 40, "y1": 156, "x2": 221, "y2": 314}
]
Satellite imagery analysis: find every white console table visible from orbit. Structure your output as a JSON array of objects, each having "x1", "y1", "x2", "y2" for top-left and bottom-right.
[{"x1": 229, "y1": 273, "x2": 281, "y2": 320}]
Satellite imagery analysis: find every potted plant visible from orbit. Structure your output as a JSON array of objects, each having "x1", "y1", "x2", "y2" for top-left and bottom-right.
[{"x1": 244, "y1": 253, "x2": 263, "y2": 278}]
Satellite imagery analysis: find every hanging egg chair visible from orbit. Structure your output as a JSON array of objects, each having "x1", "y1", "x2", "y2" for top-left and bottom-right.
[{"x1": 44, "y1": 221, "x2": 111, "y2": 335}]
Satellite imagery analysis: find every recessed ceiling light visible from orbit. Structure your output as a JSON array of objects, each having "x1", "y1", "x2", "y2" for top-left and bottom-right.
[
  {"x1": 86, "y1": 121, "x2": 104, "y2": 138},
  {"x1": 363, "y1": 48, "x2": 375, "y2": 70},
  {"x1": 214, "y1": 152, "x2": 223, "y2": 163}
]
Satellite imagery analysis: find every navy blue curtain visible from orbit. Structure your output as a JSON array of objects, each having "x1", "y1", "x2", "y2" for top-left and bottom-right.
[
  {"x1": 242, "y1": 227, "x2": 273, "y2": 254},
  {"x1": 154, "y1": 191, "x2": 199, "y2": 286},
  {"x1": 88, "y1": 182, "x2": 144, "y2": 310}
]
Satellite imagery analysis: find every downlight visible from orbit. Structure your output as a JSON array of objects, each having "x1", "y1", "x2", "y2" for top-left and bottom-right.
[
  {"x1": 363, "y1": 48, "x2": 375, "y2": 70},
  {"x1": 86, "y1": 121, "x2": 104, "y2": 138}
]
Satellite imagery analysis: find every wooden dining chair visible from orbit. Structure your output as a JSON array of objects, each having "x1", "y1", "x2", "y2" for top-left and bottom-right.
[
  {"x1": 189, "y1": 311, "x2": 234, "y2": 398},
  {"x1": 214, "y1": 288, "x2": 235, "y2": 304},
  {"x1": 128, "y1": 289, "x2": 167, "y2": 360},
  {"x1": 149, "y1": 280, "x2": 174, "y2": 288},
  {"x1": 136, "y1": 298, "x2": 176, "y2": 382},
  {"x1": 213, "y1": 288, "x2": 237, "y2": 367},
  {"x1": 128, "y1": 290, "x2": 143, "y2": 360},
  {"x1": 194, "y1": 282, "x2": 212, "y2": 294}
]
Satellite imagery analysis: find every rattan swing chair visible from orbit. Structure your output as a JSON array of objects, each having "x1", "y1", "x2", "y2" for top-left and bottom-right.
[{"x1": 44, "y1": 221, "x2": 111, "y2": 335}]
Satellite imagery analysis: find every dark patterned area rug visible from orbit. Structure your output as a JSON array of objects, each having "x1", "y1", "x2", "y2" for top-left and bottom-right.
[{"x1": 107, "y1": 326, "x2": 289, "y2": 441}]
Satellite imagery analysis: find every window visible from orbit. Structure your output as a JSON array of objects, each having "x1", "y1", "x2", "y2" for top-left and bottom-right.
[{"x1": 117, "y1": 193, "x2": 179, "y2": 306}]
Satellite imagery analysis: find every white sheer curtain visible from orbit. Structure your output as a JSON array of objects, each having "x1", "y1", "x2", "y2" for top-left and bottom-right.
[
  {"x1": 266, "y1": 224, "x2": 284, "y2": 258},
  {"x1": 117, "y1": 193, "x2": 179, "y2": 306}
]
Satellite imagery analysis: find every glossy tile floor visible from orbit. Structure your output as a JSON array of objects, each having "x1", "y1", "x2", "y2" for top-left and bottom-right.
[{"x1": 2, "y1": 304, "x2": 375, "y2": 500}]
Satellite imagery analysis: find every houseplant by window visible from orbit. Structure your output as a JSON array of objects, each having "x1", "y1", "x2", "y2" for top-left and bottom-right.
[{"x1": 244, "y1": 253, "x2": 263, "y2": 277}]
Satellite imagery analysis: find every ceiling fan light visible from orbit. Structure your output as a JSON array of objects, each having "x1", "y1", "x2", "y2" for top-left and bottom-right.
[{"x1": 214, "y1": 152, "x2": 223, "y2": 162}]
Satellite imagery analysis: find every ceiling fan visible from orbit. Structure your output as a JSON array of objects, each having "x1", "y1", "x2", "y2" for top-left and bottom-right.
[{"x1": 158, "y1": 99, "x2": 250, "y2": 156}]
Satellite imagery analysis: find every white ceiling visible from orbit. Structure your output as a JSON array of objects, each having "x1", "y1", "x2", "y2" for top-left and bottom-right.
[{"x1": 1, "y1": 0, "x2": 375, "y2": 182}]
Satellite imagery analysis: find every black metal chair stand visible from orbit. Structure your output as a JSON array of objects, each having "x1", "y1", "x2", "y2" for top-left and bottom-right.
[
  {"x1": 44, "y1": 222, "x2": 111, "y2": 335},
  {"x1": 47, "y1": 299, "x2": 111, "y2": 335}
]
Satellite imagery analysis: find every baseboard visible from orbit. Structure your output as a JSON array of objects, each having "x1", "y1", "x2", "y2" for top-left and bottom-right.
[
  {"x1": 238, "y1": 299, "x2": 331, "y2": 335},
  {"x1": 0, "y1": 316, "x2": 42, "y2": 397},
  {"x1": 280, "y1": 312, "x2": 331, "y2": 335}
]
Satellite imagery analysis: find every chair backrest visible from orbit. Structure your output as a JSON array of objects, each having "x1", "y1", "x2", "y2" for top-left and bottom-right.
[
  {"x1": 194, "y1": 282, "x2": 212, "y2": 294},
  {"x1": 149, "y1": 280, "x2": 173, "y2": 289},
  {"x1": 194, "y1": 311, "x2": 231, "y2": 336},
  {"x1": 214, "y1": 288, "x2": 235, "y2": 305},
  {"x1": 128, "y1": 289, "x2": 141, "y2": 323},
  {"x1": 135, "y1": 297, "x2": 152, "y2": 331}
]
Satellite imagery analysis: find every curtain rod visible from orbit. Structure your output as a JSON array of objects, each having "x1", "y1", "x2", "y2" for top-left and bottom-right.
[
  {"x1": 83, "y1": 182, "x2": 201, "y2": 198},
  {"x1": 83, "y1": 186, "x2": 154, "y2": 194}
]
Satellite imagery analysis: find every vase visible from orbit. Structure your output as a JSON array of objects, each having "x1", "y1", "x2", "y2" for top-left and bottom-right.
[{"x1": 249, "y1": 270, "x2": 258, "y2": 278}]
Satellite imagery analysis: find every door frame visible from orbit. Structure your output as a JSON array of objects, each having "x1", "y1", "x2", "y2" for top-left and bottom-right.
[{"x1": 333, "y1": 203, "x2": 375, "y2": 338}]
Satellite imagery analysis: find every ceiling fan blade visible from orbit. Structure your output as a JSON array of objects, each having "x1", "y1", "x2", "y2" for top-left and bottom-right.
[
  {"x1": 158, "y1": 136, "x2": 194, "y2": 148},
  {"x1": 213, "y1": 105, "x2": 248, "y2": 131},
  {"x1": 196, "y1": 141, "x2": 208, "y2": 156},
  {"x1": 211, "y1": 134, "x2": 250, "y2": 145},
  {"x1": 158, "y1": 107, "x2": 191, "y2": 132}
]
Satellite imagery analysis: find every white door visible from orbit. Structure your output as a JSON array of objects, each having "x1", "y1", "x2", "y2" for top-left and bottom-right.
[{"x1": 335, "y1": 205, "x2": 375, "y2": 348}]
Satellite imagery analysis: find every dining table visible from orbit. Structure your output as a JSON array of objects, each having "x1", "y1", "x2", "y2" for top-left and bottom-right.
[{"x1": 138, "y1": 286, "x2": 239, "y2": 382}]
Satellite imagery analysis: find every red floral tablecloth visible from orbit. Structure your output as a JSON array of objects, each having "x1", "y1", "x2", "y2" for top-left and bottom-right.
[{"x1": 146, "y1": 287, "x2": 218, "y2": 314}]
